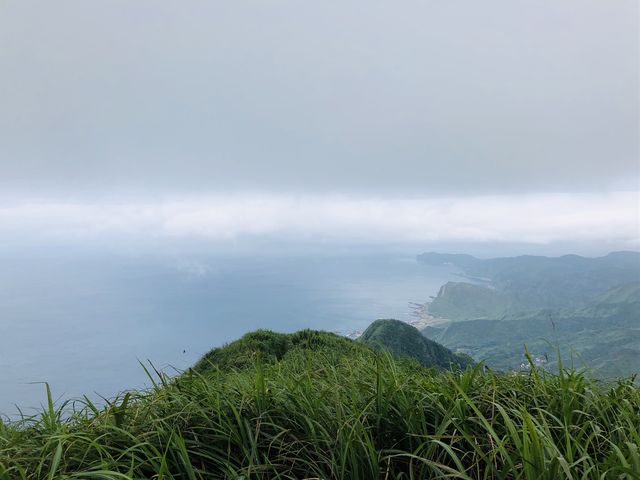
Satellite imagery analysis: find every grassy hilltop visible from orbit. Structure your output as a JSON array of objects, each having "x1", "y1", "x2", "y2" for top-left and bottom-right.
[
  {"x1": 358, "y1": 319, "x2": 474, "y2": 370},
  {"x1": 1, "y1": 322, "x2": 639, "y2": 479}
]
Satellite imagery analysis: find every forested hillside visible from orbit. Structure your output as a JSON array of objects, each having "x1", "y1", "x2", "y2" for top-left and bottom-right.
[{"x1": 418, "y1": 252, "x2": 640, "y2": 377}]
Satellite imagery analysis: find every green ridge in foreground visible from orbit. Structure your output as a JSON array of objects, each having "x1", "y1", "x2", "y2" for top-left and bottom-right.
[
  {"x1": 193, "y1": 328, "x2": 370, "y2": 372},
  {"x1": 194, "y1": 321, "x2": 471, "y2": 374},
  {"x1": 1, "y1": 327, "x2": 639, "y2": 479},
  {"x1": 358, "y1": 319, "x2": 474, "y2": 369}
]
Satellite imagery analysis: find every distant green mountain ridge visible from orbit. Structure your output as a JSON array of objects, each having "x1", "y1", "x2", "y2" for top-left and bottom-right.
[
  {"x1": 418, "y1": 249, "x2": 640, "y2": 378},
  {"x1": 423, "y1": 284, "x2": 640, "y2": 377},
  {"x1": 419, "y1": 251, "x2": 640, "y2": 312}
]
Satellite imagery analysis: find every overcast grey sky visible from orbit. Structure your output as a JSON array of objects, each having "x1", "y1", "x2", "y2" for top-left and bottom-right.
[
  {"x1": 0, "y1": 1, "x2": 638, "y2": 249},
  {"x1": 0, "y1": 0, "x2": 637, "y2": 196}
]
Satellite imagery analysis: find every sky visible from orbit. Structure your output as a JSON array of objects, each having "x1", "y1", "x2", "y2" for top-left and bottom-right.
[{"x1": 0, "y1": 1, "x2": 638, "y2": 251}]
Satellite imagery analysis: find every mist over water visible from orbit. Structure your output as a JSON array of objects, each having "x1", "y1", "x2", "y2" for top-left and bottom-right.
[{"x1": 0, "y1": 249, "x2": 459, "y2": 415}]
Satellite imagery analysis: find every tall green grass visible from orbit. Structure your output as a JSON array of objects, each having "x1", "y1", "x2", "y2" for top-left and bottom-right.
[{"x1": 1, "y1": 350, "x2": 638, "y2": 479}]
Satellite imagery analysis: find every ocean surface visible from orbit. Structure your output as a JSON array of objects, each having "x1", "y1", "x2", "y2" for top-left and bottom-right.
[{"x1": 0, "y1": 251, "x2": 457, "y2": 416}]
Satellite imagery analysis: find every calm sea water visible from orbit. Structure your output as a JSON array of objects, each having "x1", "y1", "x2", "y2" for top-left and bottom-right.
[{"x1": 0, "y1": 252, "x2": 456, "y2": 415}]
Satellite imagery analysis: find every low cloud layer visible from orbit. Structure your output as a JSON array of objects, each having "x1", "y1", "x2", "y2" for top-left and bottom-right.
[{"x1": 1, "y1": 193, "x2": 637, "y2": 249}]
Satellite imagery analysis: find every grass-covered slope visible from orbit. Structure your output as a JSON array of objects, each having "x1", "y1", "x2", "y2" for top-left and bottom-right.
[
  {"x1": 358, "y1": 319, "x2": 474, "y2": 369},
  {"x1": 1, "y1": 339, "x2": 638, "y2": 479}
]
